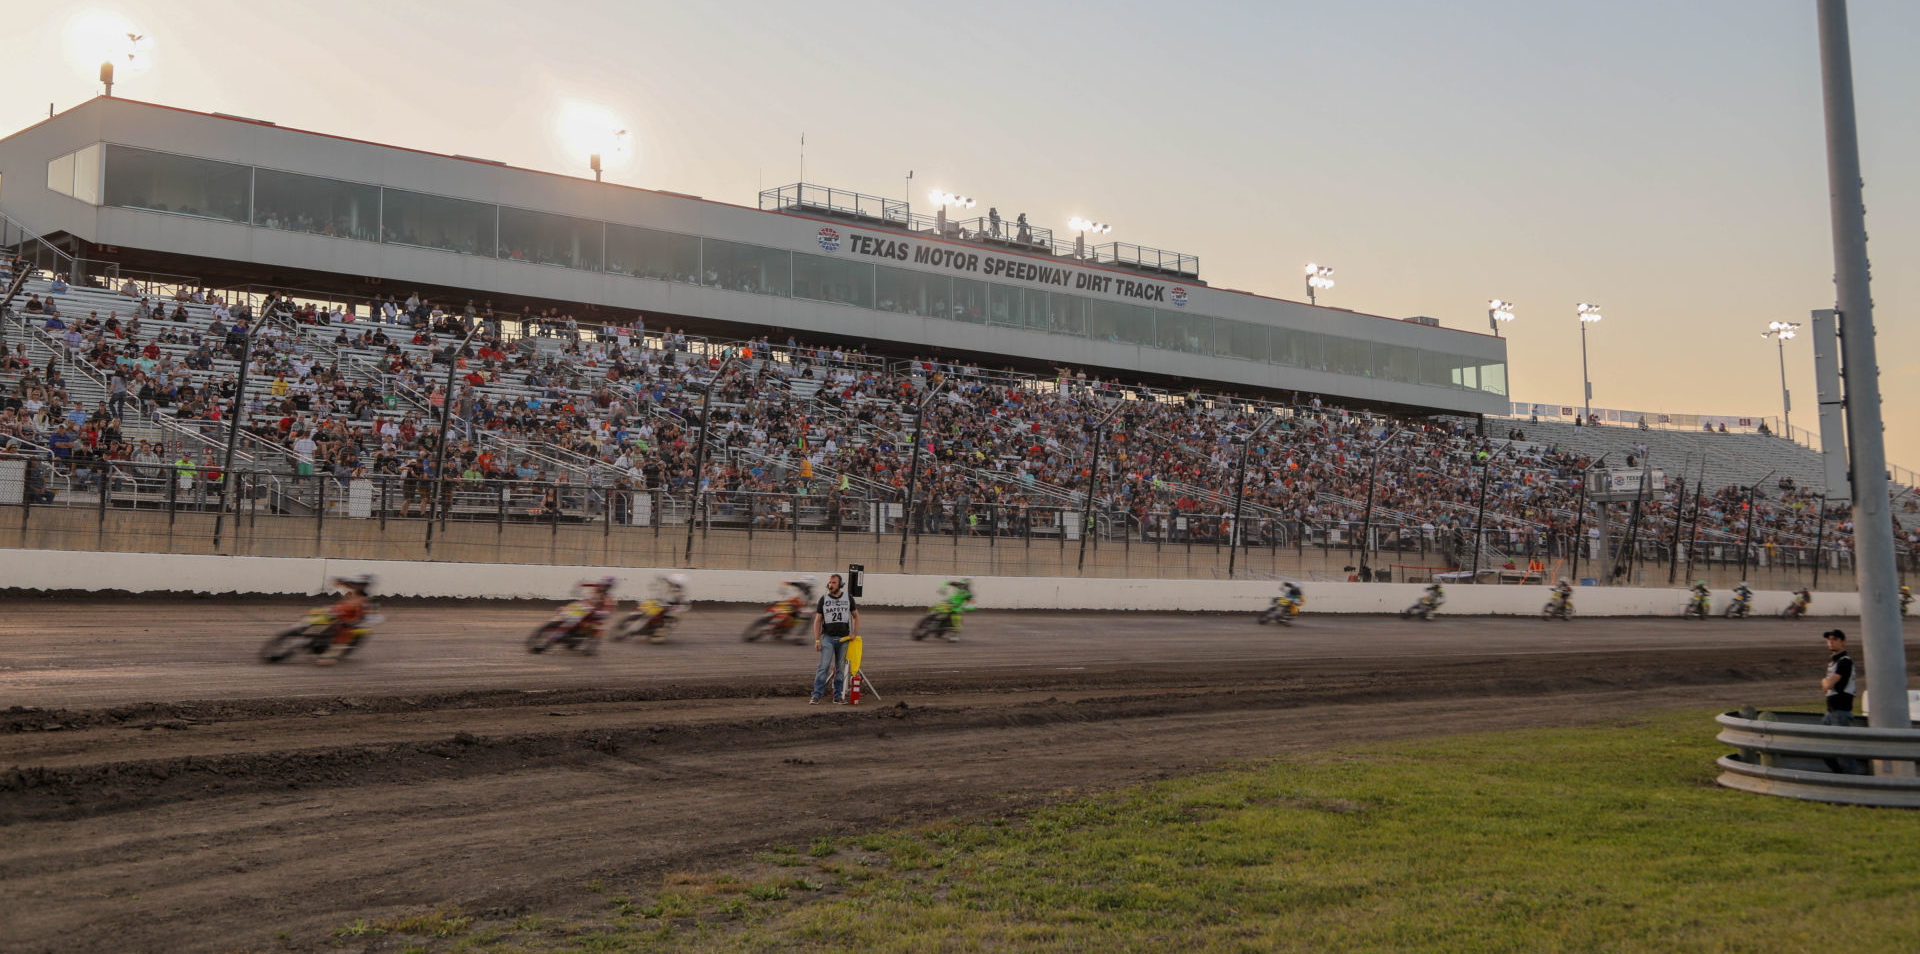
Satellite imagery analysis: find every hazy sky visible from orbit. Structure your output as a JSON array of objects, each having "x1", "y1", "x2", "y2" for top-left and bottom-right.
[{"x1": 4, "y1": 0, "x2": 1915, "y2": 463}]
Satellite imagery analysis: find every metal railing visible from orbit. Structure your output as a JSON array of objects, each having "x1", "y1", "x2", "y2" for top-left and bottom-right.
[{"x1": 1716, "y1": 708, "x2": 1920, "y2": 807}]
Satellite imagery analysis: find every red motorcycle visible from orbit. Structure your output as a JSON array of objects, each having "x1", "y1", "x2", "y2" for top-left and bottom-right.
[{"x1": 742, "y1": 597, "x2": 812, "y2": 643}]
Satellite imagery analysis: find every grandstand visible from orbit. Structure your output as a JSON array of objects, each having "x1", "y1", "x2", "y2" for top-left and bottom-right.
[{"x1": 2, "y1": 99, "x2": 1915, "y2": 589}]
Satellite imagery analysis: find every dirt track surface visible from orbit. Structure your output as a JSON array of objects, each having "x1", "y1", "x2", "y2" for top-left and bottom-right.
[{"x1": 0, "y1": 601, "x2": 1891, "y2": 953}]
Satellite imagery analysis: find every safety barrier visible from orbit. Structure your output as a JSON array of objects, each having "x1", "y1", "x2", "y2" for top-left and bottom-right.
[
  {"x1": 1715, "y1": 709, "x2": 1920, "y2": 808},
  {"x1": 0, "y1": 546, "x2": 1866, "y2": 615}
]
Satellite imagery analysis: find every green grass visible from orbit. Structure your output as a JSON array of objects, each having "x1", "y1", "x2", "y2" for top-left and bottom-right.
[{"x1": 346, "y1": 710, "x2": 1920, "y2": 953}]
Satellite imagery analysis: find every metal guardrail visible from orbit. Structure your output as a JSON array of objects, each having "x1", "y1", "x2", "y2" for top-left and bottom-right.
[{"x1": 1715, "y1": 709, "x2": 1920, "y2": 808}]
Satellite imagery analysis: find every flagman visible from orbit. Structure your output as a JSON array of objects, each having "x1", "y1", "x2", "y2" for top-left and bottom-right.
[{"x1": 810, "y1": 572, "x2": 860, "y2": 705}]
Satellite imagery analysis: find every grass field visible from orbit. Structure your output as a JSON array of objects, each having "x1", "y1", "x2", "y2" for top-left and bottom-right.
[{"x1": 335, "y1": 709, "x2": 1920, "y2": 953}]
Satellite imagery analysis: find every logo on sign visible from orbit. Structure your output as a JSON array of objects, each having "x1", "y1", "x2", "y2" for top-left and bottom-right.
[
  {"x1": 816, "y1": 227, "x2": 841, "y2": 252},
  {"x1": 1169, "y1": 286, "x2": 1189, "y2": 308}
]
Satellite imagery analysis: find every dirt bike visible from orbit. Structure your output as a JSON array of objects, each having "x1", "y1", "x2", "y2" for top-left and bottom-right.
[
  {"x1": 910, "y1": 605, "x2": 968, "y2": 641},
  {"x1": 527, "y1": 602, "x2": 605, "y2": 654},
  {"x1": 260, "y1": 607, "x2": 382, "y2": 663},
  {"x1": 1402, "y1": 592, "x2": 1445, "y2": 620},
  {"x1": 1683, "y1": 594, "x2": 1711, "y2": 620},
  {"x1": 616, "y1": 598, "x2": 683, "y2": 643},
  {"x1": 1257, "y1": 595, "x2": 1303, "y2": 626},
  {"x1": 1780, "y1": 592, "x2": 1812, "y2": 620},
  {"x1": 742, "y1": 598, "x2": 811, "y2": 643},
  {"x1": 1541, "y1": 592, "x2": 1574, "y2": 621},
  {"x1": 1723, "y1": 592, "x2": 1753, "y2": 619}
]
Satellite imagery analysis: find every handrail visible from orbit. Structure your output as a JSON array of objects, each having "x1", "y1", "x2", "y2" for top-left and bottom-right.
[{"x1": 1716, "y1": 709, "x2": 1920, "y2": 808}]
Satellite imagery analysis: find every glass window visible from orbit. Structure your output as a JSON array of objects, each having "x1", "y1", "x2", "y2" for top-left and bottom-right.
[
  {"x1": 987, "y1": 283, "x2": 1023, "y2": 327},
  {"x1": 876, "y1": 265, "x2": 946, "y2": 317},
  {"x1": 1088, "y1": 299, "x2": 1153, "y2": 346},
  {"x1": 102, "y1": 144, "x2": 250, "y2": 222},
  {"x1": 1036, "y1": 291, "x2": 1084, "y2": 337},
  {"x1": 1324, "y1": 336, "x2": 1372, "y2": 376},
  {"x1": 1480, "y1": 361, "x2": 1508, "y2": 395},
  {"x1": 606, "y1": 223, "x2": 699, "y2": 283},
  {"x1": 1156, "y1": 311, "x2": 1212, "y2": 355},
  {"x1": 701, "y1": 238, "x2": 789, "y2": 296},
  {"x1": 252, "y1": 168, "x2": 379, "y2": 242},
  {"x1": 1215, "y1": 318, "x2": 1267, "y2": 362},
  {"x1": 950, "y1": 277, "x2": 987, "y2": 324},
  {"x1": 1373, "y1": 343, "x2": 1421, "y2": 384},
  {"x1": 1271, "y1": 328, "x2": 1324, "y2": 369},
  {"x1": 499, "y1": 206, "x2": 603, "y2": 270},
  {"x1": 792, "y1": 252, "x2": 874, "y2": 309},
  {"x1": 71, "y1": 144, "x2": 102, "y2": 205},
  {"x1": 1421, "y1": 352, "x2": 1454, "y2": 387},
  {"x1": 380, "y1": 188, "x2": 494, "y2": 255},
  {"x1": 46, "y1": 152, "x2": 75, "y2": 197}
]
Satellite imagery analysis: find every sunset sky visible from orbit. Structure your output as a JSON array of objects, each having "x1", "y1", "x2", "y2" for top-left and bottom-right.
[{"x1": 4, "y1": 0, "x2": 1915, "y2": 463}]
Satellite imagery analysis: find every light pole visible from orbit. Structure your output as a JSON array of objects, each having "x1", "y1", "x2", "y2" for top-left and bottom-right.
[
  {"x1": 1761, "y1": 321, "x2": 1800, "y2": 438},
  {"x1": 210, "y1": 319, "x2": 255, "y2": 550},
  {"x1": 1068, "y1": 217, "x2": 1112, "y2": 260},
  {"x1": 928, "y1": 191, "x2": 975, "y2": 238},
  {"x1": 589, "y1": 129, "x2": 628, "y2": 183},
  {"x1": 1488, "y1": 299, "x2": 1515, "y2": 336},
  {"x1": 1076, "y1": 400, "x2": 1126, "y2": 573},
  {"x1": 1576, "y1": 303, "x2": 1603, "y2": 421},
  {"x1": 1305, "y1": 264, "x2": 1335, "y2": 306},
  {"x1": 1818, "y1": 0, "x2": 1909, "y2": 735},
  {"x1": 897, "y1": 379, "x2": 946, "y2": 570},
  {"x1": 423, "y1": 326, "x2": 481, "y2": 553},
  {"x1": 683, "y1": 355, "x2": 736, "y2": 565},
  {"x1": 1225, "y1": 417, "x2": 1275, "y2": 579}
]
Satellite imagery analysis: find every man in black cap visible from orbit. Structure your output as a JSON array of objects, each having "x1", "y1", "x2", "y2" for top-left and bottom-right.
[{"x1": 1820, "y1": 629, "x2": 1859, "y2": 773}]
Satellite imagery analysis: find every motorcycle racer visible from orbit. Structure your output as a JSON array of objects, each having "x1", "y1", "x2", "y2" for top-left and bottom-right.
[{"x1": 314, "y1": 574, "x2": 376, "y2": 666}]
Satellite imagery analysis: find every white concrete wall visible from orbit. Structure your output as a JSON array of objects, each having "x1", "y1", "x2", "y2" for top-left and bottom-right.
[{"x1": 0, "y1": 547, "x2": 1859, "y2": 617}]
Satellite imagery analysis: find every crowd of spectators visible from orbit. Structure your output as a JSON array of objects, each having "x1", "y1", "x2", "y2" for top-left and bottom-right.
[{"x1": 3, "y1": 258, "x2": 1912, "y2": 565}]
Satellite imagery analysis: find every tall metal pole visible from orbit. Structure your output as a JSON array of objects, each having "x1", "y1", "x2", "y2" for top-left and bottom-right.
[
  {"x1": 1077, "y1": 401, "x2": 1125, "y2": 573},
  {"x1": 1579, "y1": 320, "x2": 1592, "y2": 422},
  {"x1": 684, "y1": 356, "x2": 735, "y2": 565},
  {"x1": 1683, "y1": 455, "x2": 1707, "y2": 585},
  {"x1": 423, "y1": 327, "x2": 479, "y2": 553},
  {"x1": 1616, "y1": 462, "x2": 1651, "y2": 586},
  {"x1": 1740, "y1": 486, "x2": 1757, "y2": 582},
  {"x1": 210, "y1": 324, "x2": 254, "y2": 550},
  {"x1": 1470, "y1": 452, "x2": 1492, "y2": 582},
  {"x1": 1666, "y1": 474, "x2": 1687, "y2": 585},
  {"x1": 1819, "y1": 0, "x2": 1908, "y2": 735},
  {"x1": 1811, "y1": 495, "x2": 1828, "y2": 590},
  {"x1": 1569, "y1": 455, "x2": 1604, "y2": 585},
  {"x1": 1222, "y1": 417, "x2": 1273, "y2": 579},
  {"x1": 1776, "y1": 335, "x2": 1793, "y2": 438},
  {"x1": 897, "y1": 380, "x2": 943, "y2": 570},
  {"x1": 1358, "y1": 460, "x2": 1378, "y2": 579}
]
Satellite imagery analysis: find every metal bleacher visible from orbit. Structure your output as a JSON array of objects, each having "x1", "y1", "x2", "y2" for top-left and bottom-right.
[{"x1": 1511, "y1": 418, "x2": 1831, "y2": 495}]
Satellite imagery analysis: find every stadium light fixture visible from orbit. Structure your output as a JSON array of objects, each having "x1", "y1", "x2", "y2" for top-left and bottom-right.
[
  {"x1": 1575, "y1": 303, "x2": 1603, "y2": 421},
  {"x1": 1761, "y1": 321, "x2": 1802, "y2": 437},
  {"x1": 1488, "y1": 299, "x2": 1515, "y2": 336},
  {"x1": 1068, "y1": 217, "x2": 1112, "y2": 259},
  {"x1": 1305, "y1": 264, "x2": 1335, "y2": 306},
  {"x1": 556, "y1": 102, "x2": 631, "y2": 180},
  {"x1": 588, "y1": 130, "x2": 628, "y2": 183},
  {"x1": 928, "y1": 190, "x2": 975, "y2": 237}
]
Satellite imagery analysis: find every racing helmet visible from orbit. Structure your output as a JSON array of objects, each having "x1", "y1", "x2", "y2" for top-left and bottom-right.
[
  {"x1": 666, "y1": 573, "x2": 689, "y2": 587},
  {"x1": 583, "y1": 575, "x2": 615, "y2": 591},
  {"x1": 335, "y1": 573, "x2": 374, "y2": 592}
]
